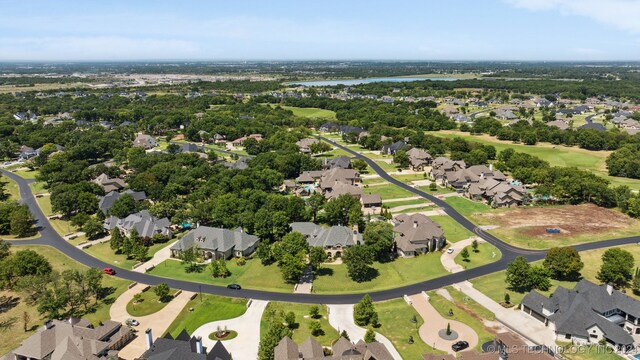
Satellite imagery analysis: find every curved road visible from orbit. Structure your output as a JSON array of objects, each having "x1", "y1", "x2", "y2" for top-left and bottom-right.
[{"x1": 4, "y1": 143, "x2": 640, "y2": 304}]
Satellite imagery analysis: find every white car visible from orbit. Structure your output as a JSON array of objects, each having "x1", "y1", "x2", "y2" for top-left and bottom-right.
[
  {"x1": 446, "y1": 248, "x2": 454, "y2": 254},
  {"x1": 126, "y1": 318, "x2": 139, "y2": 326}
]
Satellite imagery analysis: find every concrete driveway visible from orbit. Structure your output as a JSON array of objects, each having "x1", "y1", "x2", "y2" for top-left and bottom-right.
[
  {"x1": 110, "y1": 283, "x2": 195, "y2": 359},
  {"x1": 192, "y1": 299, "x2": 268, "y2": 360},
  {"x1": 454, "y1": 281, "x2": 556, "y2": 347},
  {"x1": 408, "y1": 292, "x2": 478, "y2": 355},
  {"x1": 327, "y1": 304, "x2": 403, "y2": 360},
  {"x1": 440, "y1": 237, "x2": 485, "y2": 273}
]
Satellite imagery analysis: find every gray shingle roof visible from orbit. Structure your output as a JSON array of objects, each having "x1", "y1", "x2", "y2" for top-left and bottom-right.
[{"x1": 171, "y1": 226, "x2": 259, "y2": 254}]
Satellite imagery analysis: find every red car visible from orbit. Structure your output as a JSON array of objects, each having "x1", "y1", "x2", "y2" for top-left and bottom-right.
[{"x1": 103, "y1": 268, "x2": 116, "y2": 275}]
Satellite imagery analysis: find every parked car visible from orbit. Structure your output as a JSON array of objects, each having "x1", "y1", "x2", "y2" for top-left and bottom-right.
[
  {"x1": 452, "y1": 341, "x2": 469, "y2": 352},
  {"x1": 126, "y1": 318, "x2": 139, "y2": 326},
  {"x1": 103, "y1": 268, "x2": 116, "y2": 275},
  {"x1": 447, "y1": 248, "x2": 454, "y2": 254},
  {"x1": 227, "y1": 284, "x2": 242, "y2": 290}
]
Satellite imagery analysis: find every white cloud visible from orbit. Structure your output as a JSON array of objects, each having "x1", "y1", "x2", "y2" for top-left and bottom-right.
[{"x1": 505, "y1": 0, "x2": 640, "y2": 33}]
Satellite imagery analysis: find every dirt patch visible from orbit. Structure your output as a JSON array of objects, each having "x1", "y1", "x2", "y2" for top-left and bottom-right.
[{"x1": 476, "y1": 204, "x2": 634, "y2": 239}]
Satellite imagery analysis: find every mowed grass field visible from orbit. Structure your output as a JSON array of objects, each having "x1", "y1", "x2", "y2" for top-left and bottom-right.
[
  {"x1": 428, "y1": 131, "x2": 640, "y2": 190},
  {"x1": 471, "y1": 244, "x2": 640, "y2": 305},
  {"x1": 165, "y1": 294, "x2": 248, "y2": 338},
  {"x1": 277, "y1": 105, "x2": 337, "y2": 120}
]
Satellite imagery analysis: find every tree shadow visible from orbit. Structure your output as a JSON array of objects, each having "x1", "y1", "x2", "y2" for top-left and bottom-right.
[
  {"x1": 0, "y1": 316, "x2": 17, "y2": 331},
  {"x1": 316, "y1": 268, "x2": 334, "y2": 277},
  {"x1": 355, "y1": 267, "x2": 379, "y2": 283},
  {"x1": 0, "y1": 295, "x2": 20, "y2": 314}
]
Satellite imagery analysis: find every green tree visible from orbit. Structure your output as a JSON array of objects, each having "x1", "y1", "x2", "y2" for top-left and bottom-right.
[
  {"x1": 153, "y1": 283, "x2": 170, "y2": 302},
  {"x1": 279, "y1": 252, "x2": 307, "y2": 283},
  {"x1": 364, "y1": 328, "x2": 376, "y2": 343},
  {"x1": 543, "y1": 247, "x2": 584, "y2": 280},
  {"x1": 505, "y1": 256, "x2": 532, "y2": 292},
  {"x1": 429, "y1": 182, "x2": 438, "y2": 191},
  {"x1": 471, "y1": 239, "x2": 479, "y2": 253},
  {"x1": 353, "y1": 294, "x2": 377, "y2": 326},
  {"x1": 363, "y1": 222, "x2": 394, "y2": 262},
  {"x1": 132, "y1": 242, "x2": 149, "y2": 262},
  {"x1": 529, "y1": 266, "x2": 552, "y2": 291},
  {"x1": 256, "y1": 241, "x2": 274, "y2": 265},
  {"x1": 209, "y1": 259, "x2": 230, "y2": 278},
  {"x1": 284, "y1": 311, "x2": 296, "y2": 329},
  {"x1": 324, "y1": 194, "x2": 362, "y2": 226},
  {"x1": 351, "y1": 159, "x2": 368, "y2": 172},
  {"x1": 180, "y1": 247, "x2": 200, "y2": 272},
  {"x1": 84, "y1": 268, "x2": 103, "y2": 303},
  {"x1": 341, "y1": 330, "x2": 350, "y2": 340},
  {"x1": 82, "y1": 218, "x2": 105, "y2": 240},
  {"x1": 0, "y1": 240, "x2": 10, "y2": 261},
  {"x1": 309, "y1": 320, "x2": 323, "y2": 336},
  {"x1": 343, "y1": 245, "x2": 374, "y2": 282},
  {"x1": 272, "y1": 232, "x2": 308, "y2": 262},
  {"x1": 309, "y1": 246, "x2": 328, "y2": 271},
  {"x1": 110, "y1": 229, "x2": 124, "y2": 252},
  {"x1": 307, "y1": 193, "x2": 325, "y2": 222},
  {"x1": 309, "y1": 305, "x2": 320, "y2": 319},
  {"x1": 596, "y1": 248, "x2": 635, "y2": 289},
  {"x1": 393, "y1": 150, "x2": 410, "y2": 168},
  {"x1": 504, "y1": 293, "x2": 511, "y2": 305},
  {"x1": 108, "y1": 194, "x2": 137, "y2": 218},
  {"x1": 309, "y1": 141, "x2": 332, "y2": 154},
  {"x1": 258, "y1": 323, "x2": 292, "y2": 360},
  {"x1": 632, "y1": 268, "x2": 640, "y2": 295},
  {"x1": 9, "y1": 205, "x2": 34, "y2": 238},
  {"x1": 461, "y1": 247, "x2": 470, "y2": 262}
]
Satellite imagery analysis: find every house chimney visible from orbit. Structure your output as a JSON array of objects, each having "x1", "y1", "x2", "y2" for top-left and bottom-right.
[
  {"x1": 490, "y1": 163, "x2": 493, "y2": 172},
  {"x1": 145, "y1": 328, "x2": 153, "y2": 350},
  {"x1": 413, "y1": 220, "x2": 418, "y2": 228},
  {"x1": 196, "y1": 336, "x2": 204, "y2": 354},
  {"x1": 44, "y1": 320, "x2": 53, "y2": 330},
  {"x1": 606, "y1": 283, "x2": 613, "y2": 295}
]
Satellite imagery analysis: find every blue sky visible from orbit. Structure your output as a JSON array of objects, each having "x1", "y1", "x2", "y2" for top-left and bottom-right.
[{"x1": 0, "y1": 0, "x2": 638, "y2": 61}]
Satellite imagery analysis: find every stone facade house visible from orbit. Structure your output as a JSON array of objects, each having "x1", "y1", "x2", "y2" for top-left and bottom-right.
[
  {"x1": 393, "y1": 214, "x2": 446, "y2": 257},
  {"x1": 275, "y1": 336, "x2": 393, "y2": 360},
  {"x1": 296, "y1": 138, "x2": 319, "y2": 153},
  {"x1": 406, "y1": 148, "x2": 433, "y2": 171},
  {"x1": 104, "y1": 210, "x2": 171, "y2": 239},
  {"x1": 290, "y1": 222, "x2": 361, "y2": 259},
  {"x1": 170, "y1": 226, "x2": 260, "y2": 260},
  {"x1": 132, "y1": 134, "x2": 158, "y2": 149}
]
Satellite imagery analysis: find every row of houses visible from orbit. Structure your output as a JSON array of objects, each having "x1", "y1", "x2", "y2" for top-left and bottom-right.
[{"x1": 275, "y1": 336, "x2": 394, "y2": 360}]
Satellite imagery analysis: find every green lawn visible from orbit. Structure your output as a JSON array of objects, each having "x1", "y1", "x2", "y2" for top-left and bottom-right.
[
  {"x1": 271, "y1": 105, "x2": 337, "y2": 120},
  {"x1": 313, "y1": 253, "x2": 447, "y2": 294},
  {"x1": 260, "y1": 302, "x2": 339, "y2": 346},
  {"x1": 28, "y1": 181, "x2": 48, "y2": 195},
  {"x1": 11, "y1": 168, "x2": 38, "y2": 179},
  {"x1": 84, "y1": 241, "x2": 169, "y2": 269},
  {"x1": 374, "y1": 160, "x2": 398, "y2": 172},
  {"x1": 126, "y1": 287, "x2": 177, "y2": 316},
  {"x1": 444, "y1": 196, "x2": 492, "y2": 218},
  {"x1": 392, "y1": 173, "x2": 430, "y2": 183},
  {"x1": 416, "y1": 185, "x2": 458, "y2": 195},
  {"x1": 385, "y1": 198, "x2": 430, "y2": 207},
  {"x1": 427, "y1": 291, "x2": 495, "y2": 352},
  {"x1": 0, "y1": 245, "x2": 131, "y2": 355},
  {"x1": 3, "y1": 175, "x2": 20, "y2": 200},
  {"x1": 362, "y1": 177, "x2": 388, "y2": 185},
  {"x1": 364, "y1": 184, "x2": 415, "y2": 200},
  {"x1": 431, "y1": 215, "x2": 474, "y2": 243},
  {"x1": 445, "y1": 286, "x2": 495, "y2": 321},
  {"x1": 391, "y1": 205, "x2": 439, "y2": 214},
  {"x1": 470, "y1": 244, "x2": 640, "y2": 305},
  {"x1": 148, "y1": 258, "x2": 293, "y2": 293},
  {"x1": 374, "y1": 298, "x2": 445, "y2": 359},
  {"x1": 454, "y1": 242, "x2": 502, "y2": 270},
  {"x1": 165, "y1": 295, "x2": 248, "y2": 337},
  {"x1": 428, "y1": 131, "x2": 640, "y2": 190}
]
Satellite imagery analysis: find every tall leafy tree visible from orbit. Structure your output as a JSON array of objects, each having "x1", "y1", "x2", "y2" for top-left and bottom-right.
[
  {"x1": 543, "y1": 247, "x2": 584, "y2": 280},
  {"x1": 343, "y1": 246, "x2": 374, "y2": 282},
  {"x1": 596, "y1": 248, "x2": 635, "y2": 289}
]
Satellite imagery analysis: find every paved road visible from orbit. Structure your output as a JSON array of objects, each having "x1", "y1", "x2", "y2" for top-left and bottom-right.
[{"x1": 4, "y1": 142, "x2": 640, "y2": 304}]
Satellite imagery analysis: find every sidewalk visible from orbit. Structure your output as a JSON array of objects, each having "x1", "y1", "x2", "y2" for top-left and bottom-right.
[
  {"x1": 408, "y1": 293, "x2": 478, "y2": 354},
  {"x1": 454, "y1": 281, "x2": 556, "y2": 347},
  {"x1": 110, "y1": 283, "x2": 195, "y2": 359},
  {"x1": 327, "y1": 304, "x2": 403, "y2": 360}
]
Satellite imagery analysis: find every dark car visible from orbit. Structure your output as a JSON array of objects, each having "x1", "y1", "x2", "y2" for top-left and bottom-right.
[
  {"x1": 227, "y1": 284, "x2": 242, "y2": 290},
  {"x1": 103, "y1": 268, "x2": 116, "y2": 275},
  {"x1": 452, "y1": 341, "x2": 469, "y2": 352}
]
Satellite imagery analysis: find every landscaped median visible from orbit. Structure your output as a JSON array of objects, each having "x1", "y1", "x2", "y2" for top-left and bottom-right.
[
  {"x1": 260, "y1": 302, "x2": 339, "y2": 346},
  {"x1": 454, "y1": 242, "x2": 502, "y2": 270},
  {"x1": 126, "y1": 285, "x2": 179, "y2": 317},
  {"x1": 165, "y1": 294, "x2": 248, "y2": 338}
]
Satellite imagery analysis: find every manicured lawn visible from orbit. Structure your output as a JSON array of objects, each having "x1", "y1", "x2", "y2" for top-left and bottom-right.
[
  {"x1": 126, "y1": 287, "x2": 177, "y2": 316},
  {"x1": 454, "y1": 242, "x2": 502, "y2": 270},
  {"x1": 416, "y1": 185, "x2": 457, "y2": 195},
  {"x1": 364, "y1": 183, "x2": 415, "y2": 200},
  {"x1": 0, "y1": 245, "x2": 131, "y2": 355},
  {"x1": 273, "y1": 105, "x2": 337, "y2": 120},
  {"x1": 374, "y1": 298, "x2": 445, "y2": 359},
  {"x1": 445, "y1": 286, "x2": 495, "y2": 321},
  {"x1": 374, "y1": 160, "x2": 398, "y2": 172},
  {"x1": 148, "y1": 258, "x2": 293, "y2": 293},
  {"x1": 392, "y1": 173, "x2": 430, "y2": 183},
  {"x1": 260, "y1": 302, "x2": 339, "y2": 346},
  {"x1": 428, "y1": 131, "x2": 640, "y2": 190},
  {"x1": 28, "y1": 181, "x2": 48, "y2": 195},
  {"x1": 11, "y1": 168, "x2": 38, "y2": 179},
  {"x1": 362, "y1": 177, "x2": 388, "y2": 185},
  {"x1": 431, "y1": 215, "x2": 474, "y2": 243},
  {"x1": 427, "y1": 291, "x2": 495, "y2": 352},
  {"x1": 392, "y1": 205, "x2": 439, "y2": 214},
  {"x1": 84, "y1": 241, "x2": 168, "y2": 269},
  {"x1": 444, "y1": 196, "x2": 492, "y2": 218},
  {"x1": 321, "y1": 147, "x2": 351, "y2": 157},
  {"x1": 385, "y1": 198, "x2": 430, "y2": 207},
  {"x1": 165, "y1": 295, "x2": 247, "y2": 338},
  {"x1": 35, "y1": 194, "x2": 53, "y2": 215},
  {"x1": 313, "y1": 253, "x2": 448, "y2": 294},
  {"x1": 3, "y1": 175, "x2": 20, "y2": 200}
]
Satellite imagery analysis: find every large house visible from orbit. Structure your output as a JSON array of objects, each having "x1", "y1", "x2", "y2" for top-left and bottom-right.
[
  {"x1": 290, "y1": 222, "x2": 361, "y2": 259},
  {"x1": 104, "y1": 210, "x2": 172, "y2": 239},
  {"x1": 98, "y1": 189, "x2": 147, "y2": 214},
  {"x1": 231, "y1": 133, "x2": 263, "y2": 146},
  {"x1": 170, "y1": 226, "x2": 260, "y2": 260},
  {"x1": 521, "y1": 280, "x2": 639, "y2": 350},
  {"x1": 323, "y1": 155, "x2": 351, "y2": 169},
  {"x1": 132, "y1": 134, "x2": 158, "y2": 149},
  {"x1": 382, "y1": 140, "x2": 406, "y2": 155},
  {"x1": 296, "y1": 138, "x2": 319, "y2": 153},
  {"x1": 3, "y1": 317, "x2": 132, "y2": 360},
  {"x1": 430, "y1": 157, "x2": 466, "y2": 184},
  {"x1": 406, "y1": 148, "x2": 432, "y2": 171},
  {"x1": 467, "y1": 178, "x2": 528, "y2": 208},
  {"x1": 275, "y1": 336, "x2": 393, "y2": 360},
  {"x1": 92, "y1": 173, "x2": 127, "y2": 193},
  {"x1": 138, "y1": 329, "x2": 231, "y2": 360},
  {"x1": 444, "y1": 164, "x2": 506, "y2": 190},
  {"x1": 393, "y1": 213, "x2": 446, "y2": 257}
]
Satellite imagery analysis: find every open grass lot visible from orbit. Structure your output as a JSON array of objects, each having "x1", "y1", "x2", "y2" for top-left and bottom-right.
[
  {"x1": 364, "y1": 183, "x2": 415, "y2": 200},
  {"x1": 416, "y1": 185, "x2": 460, "y2": 195},
  {"x1": 445, "y1": 286, "x2": 495, "y2": 321},
  {"x1": 427, "y1": 291, "x2": 496, "y2": 352},
  {"x1": 444, "y1": 196, "x2": 492, "y2": 218},
  {"x1": 374, "y1": 160, "x2": 398, "y2": 172},
  {"x1": 148, "y1": 258, "x2": 293, "y2": 293},
  {"x1": 362, "y1": 177, "x2": 388, "y2": 185},
  {"x1": 0, "y1": 245, "x2": 130, "y2": 355},
  {"x1": 475, "y1": 204, "x2": 640, "y2": 249},
  {"x1": 392, "y1": 205, "x2": 439, "y2": 214},
  {"x1": 428, "y1": 131, "x2": 640, "y2": 190},
  {"x1": 313, "y1": 252, "x2": 447, "y2": 294},
  {"x1": 126, "y1": 287, "x2": 178, "y2": 317},
  {"x1": 470, "y1": 244, "x2": 640, "y2": 305},
  {"x1": 454, "y1": 242, "x2": 502, "y2": 270},
  {"x1": 268, "y1": 105, "x2": 337, "y2": 120},
  {"x1": 260, "y1": 302, "x2": 339, "y2": 346},
  {"x1": 392, "y1": 173, "x2": 430, "y2": 183},
  {"x1": 10, "y1": 168, "x2": 38, "y2": 179},
  {"x1": 385, "y1": 198, "x2": 429, "y2": 206},
  {"x1": 0, "y1": 82, "x2": 89, "y2": 94},
  {"x1": 3, "y1": 175, "x2": 20, "y2": 200},
  {"x1": 374, "y1": 298, "x2": 444, "y2": 359},
  {"x1": 432, "y1": 215, "x2": 474, "y2": 243},
  {"x1": 84, "y1": 241, "x2": 168, "y2": 269},
  {"x1": 165, "y1": 295, "x2": 247, "y2": 338}
]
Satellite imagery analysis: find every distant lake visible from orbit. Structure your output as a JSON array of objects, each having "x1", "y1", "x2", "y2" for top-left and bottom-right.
[{"x1": 290, "y1": 77, "x2": 462, "y2": 87}]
